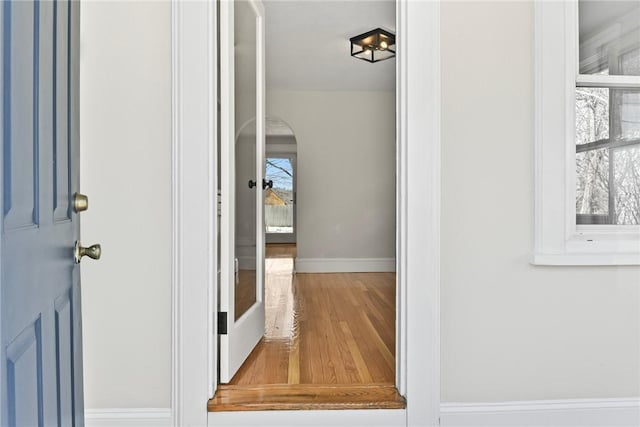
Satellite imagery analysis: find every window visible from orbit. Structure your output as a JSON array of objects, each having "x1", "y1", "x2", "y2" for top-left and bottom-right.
[
  {"x1": 534, "y1": 1, "x2": 640, "y2": 265},
  {"x1": 575, "y1": 2, "x2": 640, "y2": 226},
  {"x1": 264, "y1": 157, "x2": 294, "y2": 235}
]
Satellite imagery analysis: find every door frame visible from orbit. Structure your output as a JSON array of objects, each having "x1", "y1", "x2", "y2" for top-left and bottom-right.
[{"x1": 170, "y1": 0, "x2": 441, "y2": 425}]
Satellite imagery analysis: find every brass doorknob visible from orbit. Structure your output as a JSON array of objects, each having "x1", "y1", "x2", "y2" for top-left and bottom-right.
[
  {"x1": 73, "y1": 193, "x2": 89, "y2": 213},
  {"x1": 74, "y1": 241, "x2": 101, "y2": 264}
]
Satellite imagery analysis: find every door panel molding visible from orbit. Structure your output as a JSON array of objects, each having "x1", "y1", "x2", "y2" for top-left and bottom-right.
[
  {"x1": 52, "y1": 0, "x2": 72, "y2": 223},
  {"x1": 6, "y1": 318, "x2": 43, "y2": 427},
  {"x1": 54, "y1": 289, "x2": 74, "y2": 426},
  {"x1": 3, "y1": 0, "x2": 40, "y2": 230}
]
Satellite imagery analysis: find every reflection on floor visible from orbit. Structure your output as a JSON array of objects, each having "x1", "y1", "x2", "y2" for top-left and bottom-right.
[
  {"x1": 235, "y1": 270, "x2": 256, "y2": 321},
  {"x1": 235, "y1": 244, "x2": 294, "y2": 321},
  {"x1": 209, "y1": 244, "x2": 404, "y2": 411}
]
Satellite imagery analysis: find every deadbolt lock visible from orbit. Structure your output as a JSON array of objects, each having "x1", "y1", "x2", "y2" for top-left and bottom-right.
[
  {"x1": 73, "y1": 193, "x2": 89, "y2": 213},
  {"x1": 74, "y1": 241, "x2": 102, "y2": 264}
]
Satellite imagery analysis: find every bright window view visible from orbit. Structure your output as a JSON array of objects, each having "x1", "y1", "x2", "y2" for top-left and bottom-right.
[
  {"x1": 576, "y1": 1, "x2": 640, "y2": 225},
  {"x1": 575, "y1": 87, "x2": 640, "y2": 225},
  {"x1": 265, "y1": 158, "x2": 294, "y2": 233}
]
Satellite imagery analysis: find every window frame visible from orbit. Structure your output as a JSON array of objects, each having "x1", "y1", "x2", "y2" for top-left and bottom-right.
[{"x1": 533, "y1": 0, "x2": 640, "y2": 265}]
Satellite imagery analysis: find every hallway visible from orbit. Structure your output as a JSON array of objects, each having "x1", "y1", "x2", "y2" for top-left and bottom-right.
[{"x1": 209, "y1": 244, "x2": 403, "y2": 410}]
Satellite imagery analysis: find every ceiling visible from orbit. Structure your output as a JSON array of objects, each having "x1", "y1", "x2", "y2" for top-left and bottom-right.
[{"x1": 263, "y1": 0, "x2": 396, "y2": 92}]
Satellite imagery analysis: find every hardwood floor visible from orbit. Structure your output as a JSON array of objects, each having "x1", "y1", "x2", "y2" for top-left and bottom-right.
[
  {"x1": 210, "y1": 244, "x2": 403, "y2": 411},
  {"x1": 265, "y1": 243, "x2": 297, "y2": 258},
  {"x1": 209, "y1": 384, "x2": 405, "y2": 411}
]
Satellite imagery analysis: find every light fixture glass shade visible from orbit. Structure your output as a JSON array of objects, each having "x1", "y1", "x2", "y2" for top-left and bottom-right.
[{"x1": 350, "y1": 28, "x2": 396, "y2": 63}]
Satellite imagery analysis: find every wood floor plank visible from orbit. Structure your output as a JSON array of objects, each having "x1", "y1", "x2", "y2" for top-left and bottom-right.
[
  {"x1": 208, "y1": 384, "x2": 406, "y2": 411},
  {"x1": 339, "y1": 321, "x2": 373, "y2": 383},
  {"x1": 287, "y1": 340, "x2": 300, "y2": 384},
  {"x1": 218, "y1": 244, "x2": 400, "y2": 411},
  {"x1": 361, "y1": 311, "x2": 395, "y2": 372},
  {"x1": 230, "y1": 339, "x2": 290, "y2": 385}
]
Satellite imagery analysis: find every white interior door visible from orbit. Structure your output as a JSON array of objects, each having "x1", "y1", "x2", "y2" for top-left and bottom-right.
[{"x1": 219, "y1": 0, "x2": 266, "y2": 383}]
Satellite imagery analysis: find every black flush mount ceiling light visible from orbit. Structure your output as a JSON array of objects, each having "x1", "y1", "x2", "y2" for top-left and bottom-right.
[{"x1": 350, "y1": 28, "x2": 396, "y2": 63}]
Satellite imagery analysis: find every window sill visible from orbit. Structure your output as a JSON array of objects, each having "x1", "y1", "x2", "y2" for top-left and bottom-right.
[{"x1": 531, "y1": 252, "x2": 640, "y2": 266}]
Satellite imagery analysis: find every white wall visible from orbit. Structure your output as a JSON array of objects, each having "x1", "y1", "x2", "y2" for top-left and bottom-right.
[
  {"x1": 77, "y1": 0, "x2": 640, "y2": 413},
  {"x1": 441, "y1": 1, "x2": 640, "y2": 402},
  {"x1": 80, "y1": 1, "x2": 172, "y2": 409},
  {"x1": 267, "y1": 91, "x2": 396, "y2": 261}
]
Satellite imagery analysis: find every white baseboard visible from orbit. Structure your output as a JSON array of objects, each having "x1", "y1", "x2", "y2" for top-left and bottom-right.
[
  {"x1": 441, "y1": 398, "x2": 640, "y2": 427},
  {"x1": 83, "y1": 399, "x2": 639, "y2": 427},
  {"x1": 208, "y1": 409, "x2": 406, "y2": 427},
  {"x1": 295, "y1": 258, "x2": 395, "y2": 273},
  {"x1": 85, "y1": 408, "x2": 172, "y2": 427}
]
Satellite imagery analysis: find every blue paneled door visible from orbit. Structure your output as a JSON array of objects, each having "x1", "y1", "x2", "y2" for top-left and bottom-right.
[{"x1": 1, "y1": 1, "x2": 85, "y2": 426}]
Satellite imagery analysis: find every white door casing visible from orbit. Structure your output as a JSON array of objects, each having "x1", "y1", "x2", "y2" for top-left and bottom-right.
[{"x1": 170, "y1": 0, "x2": 441, "y2": 425}]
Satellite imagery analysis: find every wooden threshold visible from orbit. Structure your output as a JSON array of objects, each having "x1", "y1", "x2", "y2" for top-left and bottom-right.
[{"x1": 208, "y1": 384, "x2": 406, "y2": 412}]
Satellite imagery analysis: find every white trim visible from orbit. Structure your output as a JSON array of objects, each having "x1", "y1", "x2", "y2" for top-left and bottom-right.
[
  {"x1": 576, "y1": 74, "x2": 640, "y2": 88},
  {"x1": 85, "y1": 408, "x2": 172, "y2": 427},
  {"x1": 401, "y1": 1, "x2": 441, "y2": 423},
  {"x1": 174, "y1": 0, "x2": 441, "y2": 425},
  {"x1": 440, "y1": 398, "x2": 640, "y2": 427},
  {"x1": 171, "y1": 1, "x2": 180, "y2": 424},
  {"x1": 294, "y1": 258, "x2": 396, "y2": 273},
  {"x1": 170, "y1": 0, "x2": 181, "y2": 422},
  {"x1": 208, "y1": 409, "x2": 406, "y2": 427},
  {"x1": 532, "y1": 252, "x2": 640, "y2": 266},
  {"x1": 533, "y1": 1, "x2": 640, "y2": 266},
  {"x1": 171, "y1": 0, "x2": 216, "y2": 426},
  {"x1": 395, "y1": 0, "x2": 406, "y2": 395},
  {"x1": 219, "y1": 0, "x2": 235, "y2": 335}
]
